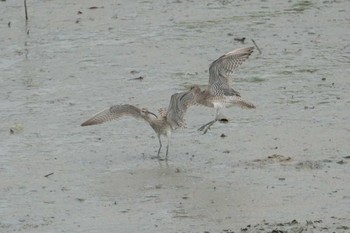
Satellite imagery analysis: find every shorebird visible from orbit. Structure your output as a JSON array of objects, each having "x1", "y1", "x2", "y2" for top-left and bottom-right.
[
  {"x1": 81, "y1": 91, "x2": 195, "y2": 161},
  {"x1": 189, "y1": 47, "x2": 256, "y2": 134}
]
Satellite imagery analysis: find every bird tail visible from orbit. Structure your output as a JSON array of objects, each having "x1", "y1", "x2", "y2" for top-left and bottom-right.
[
  {"x1": 226, "y1": 95, "x2": 256, "y2": 109},
  {"x1": 237, "y1": 99, "x2": 256, "y2": 109}
]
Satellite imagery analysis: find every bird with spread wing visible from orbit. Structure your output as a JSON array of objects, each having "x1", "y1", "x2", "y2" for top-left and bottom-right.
[
  {"x1": 189, "y1": 47, "x2": 256, "y2": 134},
  {"x1": 81, "y1": 91, "x2": 195, "y2": 161}
]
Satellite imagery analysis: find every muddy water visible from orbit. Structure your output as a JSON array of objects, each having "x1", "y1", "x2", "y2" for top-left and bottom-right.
[{"x1": 1, "y1": 0, "x2": 350, "y2": 232}]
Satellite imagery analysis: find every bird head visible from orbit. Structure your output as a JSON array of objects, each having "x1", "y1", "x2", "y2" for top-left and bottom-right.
[{"x1": 141, "y1": 108, "x2": 158, "y2": 118}]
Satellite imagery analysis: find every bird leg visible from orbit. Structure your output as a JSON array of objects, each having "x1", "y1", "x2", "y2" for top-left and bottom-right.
[
  {"x1": 198, "y1": 119, "x2": 217, "y2": 134},
  {"x1": 156, "y1": 136, "x2": 162, "y2": 160},
  {"x1": 165, "y1": 138, "x2": 170, "y2": 161}
]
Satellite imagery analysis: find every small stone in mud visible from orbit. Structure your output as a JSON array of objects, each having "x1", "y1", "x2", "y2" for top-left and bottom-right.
[
  {"x1": 343, "y1": 156, "x2": 350, "y2": 159},
  {"x1": 289, "y1": 219, "x2": 298, "y2": 225},
  {"x1": 9, "y1": 123, "x2": 24, "y2": 134},
  {"x1": 219, "y1": 118, "x2": 229, "y2": 123},
  {"x1": 223, "y1": 230, "x2": 234, "y2": 233},
  {"x1": 129, "y1": 76, "x2": 144, "y2": 81},
  {"x1": 336, "y1": 160, "x2": 345, "y2": 164},
  {"x1": 291, "y1": 226, "x2": 304, "y2": 233},
  {"x1": 336, "y1": 226, "x2": 349, "y2": 230},
  {"x1": 321, "y1": 77, "x2": 326, "y2": 81},
  {"x1": 75, "y1": 198, "x2": 85, "y2": 202},
  {"x1": 234, "y1": 37, "x2": 246, "y2": 43},
  {"x1": 175, "y1": 168, "x2": 180, "y2": 173},
  {"x1": 296, "y1": 160, "x2": 322, "y2": 170},
  {"x1": 220, "y1": 133, "x2": 227, "y2": 138},
  {"x1": 44, "y1": 172, "x2": 54, "y2": 178},
  {"x1": 271, "y1": 230, "x2": 286, "y2": 233},
  {"x1": 278, "y1": 177, "x2": 286, "y2": 181},
  {"x1": 77, "y1": 11, "x2": 82, "y2": 14},
  {"x1": 223, "y1": 150, "x2": 230, "y2": 154}
]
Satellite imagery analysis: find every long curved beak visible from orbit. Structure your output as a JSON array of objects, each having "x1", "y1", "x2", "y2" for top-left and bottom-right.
[{"x1": 147, "y1": 111, "x2": 158, "y2": 118}]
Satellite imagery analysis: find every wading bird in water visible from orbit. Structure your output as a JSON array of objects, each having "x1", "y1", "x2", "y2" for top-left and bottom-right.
[
  {"x1": 81, "y1": 91, "x2": 194, "y2": 161},
  {"x1": 189, "y1": 47, "x2": 256, "y2": 134}
]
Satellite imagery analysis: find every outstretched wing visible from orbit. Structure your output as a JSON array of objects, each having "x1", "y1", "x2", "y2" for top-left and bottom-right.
[
  {"x1": 81, "y1": 104, "x2": 142, "y2": 126},
  {"x1": 166, "y1": 91, "x2": 196, "y2": 129},
  {"x1": 208, "y1": 47, "x2": 254, "y2": 94}
]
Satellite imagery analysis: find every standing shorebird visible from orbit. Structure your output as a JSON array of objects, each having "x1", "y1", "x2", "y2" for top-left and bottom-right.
[
  {"x1": 81, "y1": 91, "x2": 194, "y2": 161},
  {"x1": 189, "y1": 47, "x2": 256, "y2": 134}
]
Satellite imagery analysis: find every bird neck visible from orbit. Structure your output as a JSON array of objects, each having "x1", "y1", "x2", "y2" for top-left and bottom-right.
[
  {"x1": 146, "y1": 116, "x2": 171, "y2": 136},
  {"x1": 142, "y1": 114, "x2": 157, "y2": 123}
]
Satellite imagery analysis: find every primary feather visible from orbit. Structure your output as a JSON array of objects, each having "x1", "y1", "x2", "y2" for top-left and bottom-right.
[
  {"x1": 166, "y1": 91, "x2": 196, "y2": 129},
  {"x1": 81, "y1": 104, "x2": 142, "y2": 126}
]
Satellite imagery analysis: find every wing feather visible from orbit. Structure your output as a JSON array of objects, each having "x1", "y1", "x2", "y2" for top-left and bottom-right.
[
  {"x1": 208, "y1": 47, "x2": 254, "y2": 90},
  {"x1": 81, "y1": 104, "x2": 142, "y2": 126},
  {"x1": 166, "y1": 91, "x2": 196, "y2": 129}
]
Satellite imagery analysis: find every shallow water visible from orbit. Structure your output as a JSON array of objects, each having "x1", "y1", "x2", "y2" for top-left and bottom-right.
[{"x1": 1, "y1": 0, "x2": 350, "y2": 232}]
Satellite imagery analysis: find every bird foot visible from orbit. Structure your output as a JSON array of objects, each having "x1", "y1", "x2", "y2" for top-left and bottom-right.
[
  {"x1": 198, "y1": 120, "x2": 217, "y2": 134},
  {"x1": 198, "y1": 124, "x2": 212, "y2": 134},
  {"x1": 151, "y1": 155, "x2": 162, "y2": 160},
  {"x1": 151, "y1": 155, "x2": 168, "y2": 162},
  {"x1": 198, "y1": 125, "x2": 207, "y2": 132},
  {"x1": 202, "y1": 126, "x2": 211, "y2": 134}
]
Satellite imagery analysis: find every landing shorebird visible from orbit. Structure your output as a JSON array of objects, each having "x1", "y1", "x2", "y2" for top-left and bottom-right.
[
  {"x1": 189, "y1": 47, "x2": 256, "y2": 134},
  {"x1": 81, "y1": 91, "x2": 194, "y2": 161}
]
